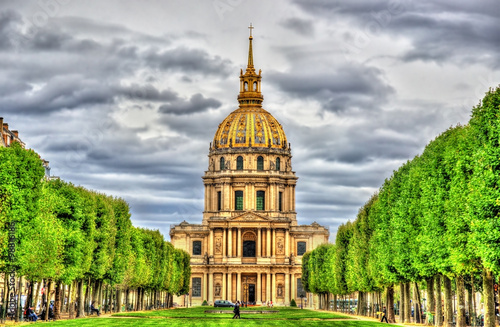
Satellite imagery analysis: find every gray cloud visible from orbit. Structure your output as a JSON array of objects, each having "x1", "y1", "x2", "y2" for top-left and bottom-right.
[
  {"x1": 268, "y1": 65, "x2": 394, "y2": 112},
  {"x1": 280, "y1": 17, "x2": 314, "y2": 36},
  {"x1": 159, "y1": 93, "x2": 222, "y2": 115},
  {"x1": 292, "y1": 0, "x2": 500, "y2": 67}
]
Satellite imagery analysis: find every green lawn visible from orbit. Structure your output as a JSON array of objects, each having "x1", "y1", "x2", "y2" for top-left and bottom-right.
[{"x1": 42, "y1": 307, "x2": 392, "y2": 327}]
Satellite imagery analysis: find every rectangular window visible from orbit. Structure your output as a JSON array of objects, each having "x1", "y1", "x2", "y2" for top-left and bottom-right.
[
  {"x1": 192, "y1": 278, "x2": 201, "y2": 297},
  {"x1": 297, "y1": 278, "x2": 306, "y2": 298},
  {"x1": 235, "y1": 191, "x2": 243, "y2": 210},
  {"x1": 256, "y1": 191, "x2": 265, "y2": 210},
  {"x1": 279, "y1": 192, "x2": 283, "y2": 211},
  {"x1": 192, "y1": 241, "x2": 202, "y2": 255},
  {"x1": 217, "y1": 191, "x2": 221, "y2": 211},
  {"x1": 297, "y1": 241, "x2": 307, "y2": 256}
]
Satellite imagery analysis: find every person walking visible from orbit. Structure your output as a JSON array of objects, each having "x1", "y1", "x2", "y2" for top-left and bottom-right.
[
  {"x1": 232, "y1": 301, "x2": 240, "y2": 319},
  {"x1": 380, "y1": 306, "x2": 388, "y2": 323}
]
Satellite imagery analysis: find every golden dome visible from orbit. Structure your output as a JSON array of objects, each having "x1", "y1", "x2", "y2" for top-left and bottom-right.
[
  {"x1": 213, "y1": 107, "x2": 288, "y2": 150},
  {"x1": 212, "y1": 25, "x2": 289, "y2": 152}
]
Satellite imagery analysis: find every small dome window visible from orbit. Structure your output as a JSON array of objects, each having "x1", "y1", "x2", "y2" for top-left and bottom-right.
[
  {"x1": 237, "y1": 156, "x2": 243, "y2": 170},
  {"x1": 244, "y1": 82, "x2": 248, "y2": 91},
  {"x1": 253, "y1": 82, "x2": 257, "y2": 91},
  {"x1": 220, "y1": 157, "x2": 225, "y2": 170},
  {"x1": 257, "y1": 156, "x2": 264, "y2": 170},
  {"x1": 276, "y1": 157, "x2": 280, "y2": 171}
]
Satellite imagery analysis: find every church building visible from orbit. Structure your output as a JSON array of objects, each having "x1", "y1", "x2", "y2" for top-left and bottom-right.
[{"x1": 169, "y1": 26, "x2": 329, "y2": 307}]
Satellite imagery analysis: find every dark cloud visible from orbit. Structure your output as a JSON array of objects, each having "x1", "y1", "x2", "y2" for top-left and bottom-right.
[
  {"x1": 280, "y1": 17, "x2": 314, "y2": 36},
  {"x1": 145, "y1": 47, "x2": 233, "y2": 77},
  {"x1": 0, "y1": 9, "x2": 22, "y2": 49},
  {"x1": 159, "y1": 93, "x2": 222, "y2": 115},
  {"x1": 268, "y1": 65, "x2": 394, "y2": 112},
  {"x1": 293, "y1": 0, "x2": 500, "y2": 67}
]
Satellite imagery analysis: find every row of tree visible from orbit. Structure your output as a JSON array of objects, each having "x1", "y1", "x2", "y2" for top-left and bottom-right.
[
  {"x1": 0, "y1": 141, "x2": 191, "y2": 321},
  {"x1": 302, "y1": 87, "x2": 500, "y2": 327}
]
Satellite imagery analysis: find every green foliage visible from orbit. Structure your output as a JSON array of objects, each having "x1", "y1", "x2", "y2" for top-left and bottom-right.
[
  {"x1": 301, "y1": 85, "x2": 500, "y2": 307},
  {"x1": 290, "y1": 298, "x2": 297, "y2": 307},
  {"x1": 0, "y1": 143, "x2": 190, "y2": 300}
]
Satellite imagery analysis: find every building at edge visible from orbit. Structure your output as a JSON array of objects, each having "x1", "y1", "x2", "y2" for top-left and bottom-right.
[{"x1": 169, "y1": 27, "x2": 329, "y2": 307}]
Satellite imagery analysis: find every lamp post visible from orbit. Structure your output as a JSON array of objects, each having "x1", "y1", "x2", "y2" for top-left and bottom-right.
[{"x1": 299, "y1": 294, "x2": 305, "y2": 309}]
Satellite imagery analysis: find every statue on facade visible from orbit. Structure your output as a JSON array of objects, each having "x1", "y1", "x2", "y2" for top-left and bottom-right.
[{"x1": 203, "y1": 252, "x2": 209, "y2": 265}]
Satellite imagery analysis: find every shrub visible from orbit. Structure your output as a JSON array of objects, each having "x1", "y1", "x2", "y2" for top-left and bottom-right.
[
  {"x1": 202, "y1": 300, "x2": 208, "y2": 306},
  {"x1": 290, "y1": 299, "x2": 297, "y2": 307}
]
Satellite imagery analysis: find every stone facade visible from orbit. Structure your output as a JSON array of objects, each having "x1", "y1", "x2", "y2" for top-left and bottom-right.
[{"x1": 170, "y1": 27, "x2": 329, "y2": 307}]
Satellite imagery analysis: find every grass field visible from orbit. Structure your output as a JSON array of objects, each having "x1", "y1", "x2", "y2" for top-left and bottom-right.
[{"x1": 40, "y1": 306, "x2": 392, "y2": 327}]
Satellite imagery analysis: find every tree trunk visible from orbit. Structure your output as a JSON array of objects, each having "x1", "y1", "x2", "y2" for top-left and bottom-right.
[
  {"x1": 426, "y1": 277, "x2": 435, "y2": 325},
  {"x1": 108, "y1": 286, "x2": 113, "y2": 312},
  {"x1": 116, "y1": 288, "x2": 121, "y2": 312},
  {"x1": 443, "y1": 275, "x2": 453, "y2": 327},
  {"x1": 84, "y1": 279, "x2": 90, "y2": 315},
  {"x1": 44, "y1": 279, "x2": 52, "y2": 321},
  {"x1": 387, "y1": 284, "x2": 395, "y2": 323},
  {"x1": 53, "y1": 281, "x2": 61, "y2": 321},
  {"x1": 66, "y1": 283, "x2": 71, "y2": 314},
  {"x1": 404, "y1": 282, "x2": 411, "y2": 323},
  {"x1": 77, "y1": 279, "x2": 84, "y2": 318},
  {"x1": 16, "y1": 275, "x2": 23, "y2": 322},
  {"x1": 400, "y1": 283, "x2": 405, "y2": 323},
  {"x1": 435, "y1": 274, "x2": 442, "y2": 327},
  {"x1": 483, "y1": 269, "x2": 495, "y2": 327},
  {"x1": 333, "y1": 294, "x2": 337, "y2": 311},
  {"x1": 414, "y1": 282, "x2": 422, "y2": 324},
  {"x1": 471, "y1": 274, "x2": 476, "y2": 319},
  {"x1": 456, "y1": 275, "x2": 466, "y2": 327}
]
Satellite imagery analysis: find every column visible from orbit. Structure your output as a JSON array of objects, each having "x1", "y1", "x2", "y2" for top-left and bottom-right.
[
  {"x1": 257, "y1": 228, "x2": 261, "y2": 258},
  {"x1": 266, "y1": 228, "x2": 271, "y2": 257},
  {"x1": 285, "y1": 230, "x2": 289, "y2": 257},
  {"x1": 266, "y1": 273, "x2": 271, "y2": 302},
  {"x1": 237, "y1": 272, "x2": 241, "y2": 302},
  {"x1": 222, "y1": 272, "x2": 227, "y2": 301},
  {"x1": 272, "y1": 273, "x2": 276, "y2": 303},
  {"x1": 209, "y1": 229, "x2": 214, "y2": 256},
  {"x1": 223, "y1": 228, "x2": 227, "y2": 257},
  {"x1": 257, "y1": 272, "x2": 262, "y2": 304},
  {"x1": 208, "y1": 273, "x2": 214, "y2": 304},
  {"x1": 237, "y1": 228, "x2": 242, "y2": 257},
  {"x1": 202, "y1": 273, "x2": 207, "y2": 301},
  {"x1": 290, "y1": 273, "x2": 295, "y2": 302},
  {"x1": 285, "y1": 273, "x2": 290, "y2": 304},
  {"x1": 228, "y1": 228, "x2": 233, "y2": 257},
  {"x1": 227, "y1": 273, "x2": 232, "y2": 302},
  {"x1": 272, "y1": 229, "x2": 276, "y2": 257},
  {"x1": 186, "y1": 233, "x2": 191, "y2": 254}
]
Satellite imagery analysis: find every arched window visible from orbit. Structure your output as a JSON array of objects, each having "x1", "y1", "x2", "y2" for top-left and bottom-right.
[
  {"x1": 257, "y1": 156, "x2": 264, "y2": 170},
  {"x1": 276, "y1": 157, "x2": 280, "y2": 171},
  {"x1": 220, "y1": 157, "x2": 225, "y2": 170},
  {"x1": 244, "y1": 82, "x2": 248, "y2": 91},
  {"x1": 256, "y1": 191, "x2": 265, "y2": 210},
  {"x1": 237, "y1": 156, "x2": 243, "y2": 170},
  {"x1": 253, "y1": 82, "x2": 257, "y2": 91}
]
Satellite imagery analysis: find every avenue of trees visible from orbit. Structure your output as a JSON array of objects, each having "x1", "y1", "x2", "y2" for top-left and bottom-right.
[
  {"x1": 302, "y1": 87, "x2": 500, "y2": 327},
  {"x1": 0, "y1": 141, "x2": 191, "y2": 321}
]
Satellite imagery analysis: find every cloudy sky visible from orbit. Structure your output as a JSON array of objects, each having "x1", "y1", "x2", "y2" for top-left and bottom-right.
[{"x1": 1, "y1": 0, "x2": 499, "y2": 241}]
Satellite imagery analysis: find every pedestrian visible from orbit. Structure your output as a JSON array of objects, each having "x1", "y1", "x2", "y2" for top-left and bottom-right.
[
  {"x1": 380, "y1": 306, "x2": 388, "y2": 323},
  {"x1": 26, "y1": 306, "x2": 38, "y2": 322},
  {"x1": 232, "y1": 300, "x2": 240, "y2": 319},
  {"x1": 90, "y1": 302, "x2": 100, "y2": 316}
]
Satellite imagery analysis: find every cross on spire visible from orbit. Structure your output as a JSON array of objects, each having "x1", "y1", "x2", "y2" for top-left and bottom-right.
[{"x1": 248, "y1": 23, "x2": 254, "y2": 37}]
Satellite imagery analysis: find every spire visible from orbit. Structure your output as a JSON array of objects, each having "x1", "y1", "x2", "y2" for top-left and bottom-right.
[
  {"x1": 238, "y1": 23, "x2": 263, "y2": 107},
  {"x1": 247, "y1": 23, "x2": 254, "y2": 69}
]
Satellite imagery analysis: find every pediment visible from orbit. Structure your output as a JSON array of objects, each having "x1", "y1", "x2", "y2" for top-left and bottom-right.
[{"x1": 229, "y1": 211, "x2": 271, "y2": 222}]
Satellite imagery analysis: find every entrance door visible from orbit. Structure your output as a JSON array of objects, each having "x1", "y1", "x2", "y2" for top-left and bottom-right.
[{"x1": 248, "y1": 284, "x2": 255, "y2": 304}]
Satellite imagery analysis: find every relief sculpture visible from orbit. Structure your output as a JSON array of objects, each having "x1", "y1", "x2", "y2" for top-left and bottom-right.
[
  {"x1": 215, "y1": 237, "x2": 222, "y2": 254},
  {"x1": 277, "y1": 237, "x2": 284, "y2": 255}
]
